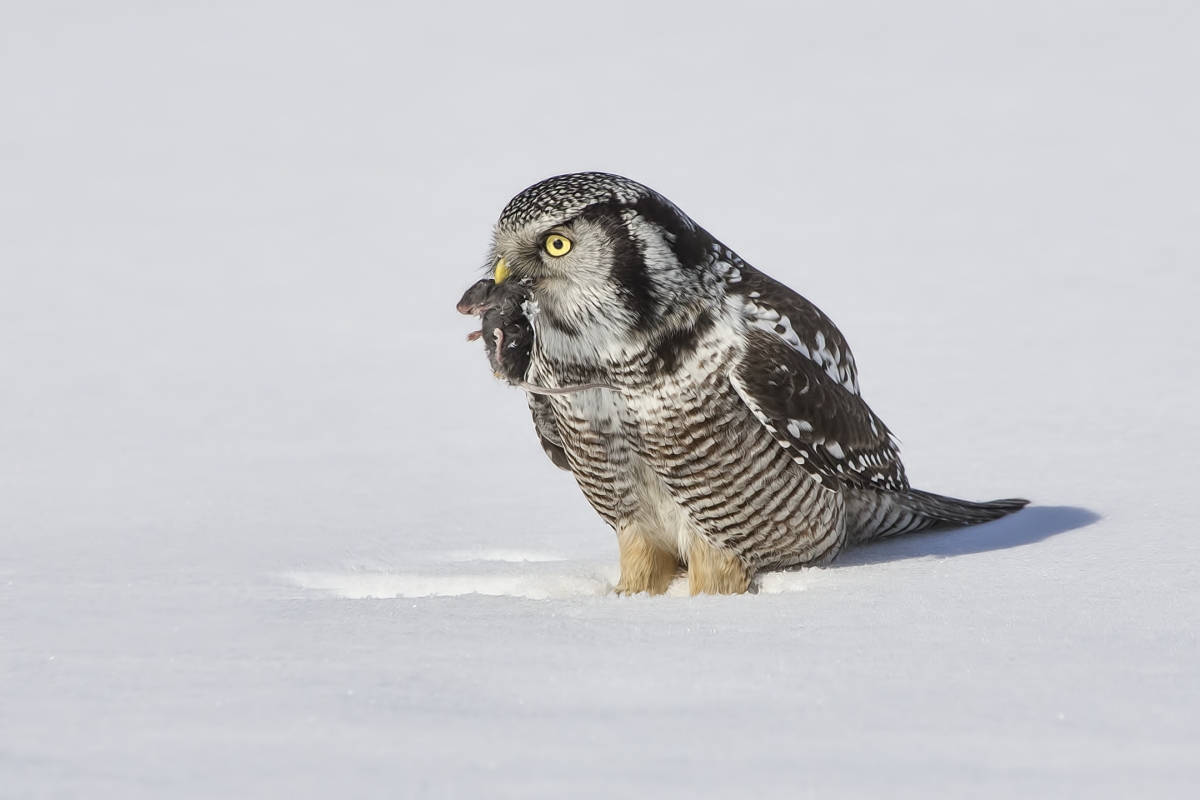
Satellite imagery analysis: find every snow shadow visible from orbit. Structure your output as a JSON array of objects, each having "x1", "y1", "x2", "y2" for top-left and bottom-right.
[{"x1": 835, "y1": 505, "x2": 1101, "y2": 566}]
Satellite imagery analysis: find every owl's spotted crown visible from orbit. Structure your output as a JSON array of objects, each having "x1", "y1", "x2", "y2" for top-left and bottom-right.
[{"x1": 497, "y1": 172, "x2": 651, "y2": 230}]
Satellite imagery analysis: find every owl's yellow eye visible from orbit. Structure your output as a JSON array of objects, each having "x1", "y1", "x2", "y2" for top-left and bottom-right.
[
  {"x1": 493, "y1": 257, "x2": 509, "y2": 284},
  {"x1": 544, "y1": 234, "x2": 572, "y2": 257}
]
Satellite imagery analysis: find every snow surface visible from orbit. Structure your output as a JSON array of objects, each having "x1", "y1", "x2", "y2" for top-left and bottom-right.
[{"x1": 2, "y1": 2, "x2": 1198, "y2": 797}]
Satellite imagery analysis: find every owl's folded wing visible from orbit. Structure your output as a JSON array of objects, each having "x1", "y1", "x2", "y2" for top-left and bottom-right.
[
  {"x1": 528, "y1": 394, "x2": 571, "y2": 471},
  {"x1": 721, "y1": 259, "x2": 862, "y2": 396},
  {"x1": 730, "y1": 328, "x2": 909, "y2": 492}
]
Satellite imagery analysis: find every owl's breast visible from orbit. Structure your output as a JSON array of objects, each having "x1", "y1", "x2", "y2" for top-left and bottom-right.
[
  {"x1": 530, "y1": 311, "x2": 844, "y2": 569},
  {"x1": 618, "y1": 322, "x2": 844, "y2": 569}
]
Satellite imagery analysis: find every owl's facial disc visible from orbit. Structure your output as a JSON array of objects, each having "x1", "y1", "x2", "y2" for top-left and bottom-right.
[
  {"x1": 492, "y1": 221, "x2": 584, "y2": 286},
  {"x1": 492, "y1": 232, "x2": 573, "y2": 285},
  {"x1": 491, "y1": 214, "x2": 646, "y2": 332}
]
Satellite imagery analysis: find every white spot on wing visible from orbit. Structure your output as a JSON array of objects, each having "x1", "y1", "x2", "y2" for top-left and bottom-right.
[{"x1": 740, "y1": 297, "x2": 859, "y2": 395}]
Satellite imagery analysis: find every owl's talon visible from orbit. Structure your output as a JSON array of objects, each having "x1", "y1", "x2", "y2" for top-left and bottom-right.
[{"x1": 615, "y1": 523, "x2": 678, "y2": 596}]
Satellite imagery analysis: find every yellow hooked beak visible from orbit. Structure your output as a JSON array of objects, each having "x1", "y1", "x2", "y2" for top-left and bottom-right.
[{"x1": 493, "y1": 257, "x2": 510, "y2": 284}]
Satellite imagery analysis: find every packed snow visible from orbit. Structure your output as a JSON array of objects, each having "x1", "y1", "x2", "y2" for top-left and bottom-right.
[{"x1": 2, "y1": 2, "x2": 1198, "y2": 797}]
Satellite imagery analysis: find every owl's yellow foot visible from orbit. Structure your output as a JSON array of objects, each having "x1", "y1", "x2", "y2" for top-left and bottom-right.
[
  {"x1": 687, "y1": 538, "x2": 751, "y2": 595},
  {"x1": 614, "y1": 523, "x2": 679, "y2": 596}
]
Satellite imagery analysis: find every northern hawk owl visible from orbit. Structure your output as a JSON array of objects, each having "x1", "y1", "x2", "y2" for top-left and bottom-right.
[{"x1": 457, "y1": 173, "x2": 1026, "y2": 595}]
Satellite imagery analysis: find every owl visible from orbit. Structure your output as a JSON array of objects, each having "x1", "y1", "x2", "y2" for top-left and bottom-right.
[{"x1": 457, "y1": 173, "x2": 1026, "y2": 595}]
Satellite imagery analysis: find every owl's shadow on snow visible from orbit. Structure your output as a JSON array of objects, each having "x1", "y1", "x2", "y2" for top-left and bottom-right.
[{"x1": 834, "y1": 505, "x2": 1100, "y2": 567}]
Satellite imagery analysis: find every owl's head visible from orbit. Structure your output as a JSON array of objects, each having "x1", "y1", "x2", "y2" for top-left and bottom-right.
[{"x1": 487, "y1": 173, "x2": 722, "y2": 336}]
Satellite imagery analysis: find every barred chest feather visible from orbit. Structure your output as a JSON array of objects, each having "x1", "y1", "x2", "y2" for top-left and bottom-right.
[{"x1": 527, "y1": 301, "x2": 845, "y2": 571}]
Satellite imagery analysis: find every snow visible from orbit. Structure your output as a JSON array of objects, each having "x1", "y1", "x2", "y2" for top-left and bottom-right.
[{"x1": 2, "y1": 1, "x2": 1198, "y2": 797}]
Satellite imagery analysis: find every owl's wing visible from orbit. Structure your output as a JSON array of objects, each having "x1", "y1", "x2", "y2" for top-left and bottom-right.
[
  {"x1": 528, "y1": 394, "x2": 571, "y2": 471},
  {"x1": 718, "y1": 255, "x2": 862, "y2": 396},
  {"x1": 730, "y1": 327, "x2": 908, "y2": 492}
]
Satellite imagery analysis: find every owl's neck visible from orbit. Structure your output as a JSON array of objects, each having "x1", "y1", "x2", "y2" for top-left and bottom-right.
[
  {"x1": 527, "y1": 290, "x2": 643, "y2": 373},
  {"x1": 528, "y1": 284, "x2": 729, "y2": 383}
]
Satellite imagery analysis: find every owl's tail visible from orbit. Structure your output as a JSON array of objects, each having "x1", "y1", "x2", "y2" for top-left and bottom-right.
[{"x1": 844, "y1": 488, "x2": 1028, "y2": 544}]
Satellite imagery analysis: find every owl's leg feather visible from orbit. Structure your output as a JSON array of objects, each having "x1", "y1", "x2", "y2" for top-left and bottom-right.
[
  {"x1": 614, "y1": 522, "x2": 678, "y2": 596},
  {"x1": 687, "y1": 537, "x2": 752, "y2": 595}
]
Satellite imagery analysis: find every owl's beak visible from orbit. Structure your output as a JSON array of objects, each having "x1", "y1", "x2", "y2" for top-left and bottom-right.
[{"x1": 493, "y1": 257, "x2": 510, "y2": 284}]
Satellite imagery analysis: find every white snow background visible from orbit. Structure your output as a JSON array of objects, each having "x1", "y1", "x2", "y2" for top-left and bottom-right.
[{"x1": 2, "y1": 2, "x2": 1198, "y2": 797}]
